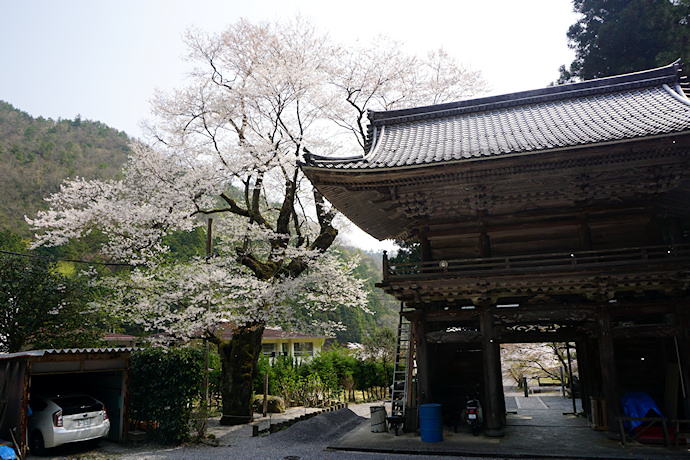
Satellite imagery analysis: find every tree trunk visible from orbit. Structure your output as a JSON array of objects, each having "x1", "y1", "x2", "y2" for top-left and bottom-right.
[{"x1": 218, "y1": 322, "x2": 265, "y2": 426}]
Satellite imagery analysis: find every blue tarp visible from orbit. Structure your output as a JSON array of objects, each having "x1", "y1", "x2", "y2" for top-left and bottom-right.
[
  {"x1": 621, "y1": 391, "x2": 663, "y2": 431},
  {"x1": 0, "y1": 445, "x2": 16, "y2": 460}
]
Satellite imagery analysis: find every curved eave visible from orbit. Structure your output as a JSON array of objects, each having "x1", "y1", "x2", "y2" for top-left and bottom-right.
[
  {"x1": 302, "y1": 132, "x2": 690, "y2": 241},
  {"x1": 302, "y1": 130, "x2": 690, "y2": 183}
]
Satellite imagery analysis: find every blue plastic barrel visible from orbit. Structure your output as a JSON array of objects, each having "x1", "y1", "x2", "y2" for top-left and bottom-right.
[{"x1": 419, "y1": 403, "x2": 443, "y2": 442}]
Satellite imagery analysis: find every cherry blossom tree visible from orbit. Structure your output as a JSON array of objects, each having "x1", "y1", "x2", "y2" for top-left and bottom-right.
[
  {"x1": 327, "y1": 37, "x2": 490, "y2": 151},
  {"x1": 28, "y1": 17, "x2": 487, "y2": 424},
  {"x1": 501, "y1": 343, "x2": 566, "y2": 389}
]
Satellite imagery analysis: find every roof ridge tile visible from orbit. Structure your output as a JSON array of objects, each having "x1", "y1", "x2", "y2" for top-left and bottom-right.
[{"x1": 369, "y1": 62, "x2": 683, "y2": 125}]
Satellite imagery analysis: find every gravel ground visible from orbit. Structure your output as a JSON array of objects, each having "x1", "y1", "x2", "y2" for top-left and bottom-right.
[{"x1": 35, "y1": 402, "x2": 488, "y2": 460}]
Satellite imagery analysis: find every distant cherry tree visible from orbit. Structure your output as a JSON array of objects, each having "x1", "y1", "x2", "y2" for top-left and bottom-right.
[{"x1": 501, "y1": 343, "x2": 566, "y2": 388}]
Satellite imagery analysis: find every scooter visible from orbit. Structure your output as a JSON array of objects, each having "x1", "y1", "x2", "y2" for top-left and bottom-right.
[{"x1": 461, "y1": 395, "x2": 483, "y2": 435}]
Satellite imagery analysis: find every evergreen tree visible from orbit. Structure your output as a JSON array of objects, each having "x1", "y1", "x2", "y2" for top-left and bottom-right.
[
  {"x1": 0, "y1": 251, "x2": 103, "y2": 352},
  {"x1": 0, "y1": 101, "x2": 131, "y2": 236},
  {"x1": 558, "y1": 0, "x2": 690, "y2": 83}
]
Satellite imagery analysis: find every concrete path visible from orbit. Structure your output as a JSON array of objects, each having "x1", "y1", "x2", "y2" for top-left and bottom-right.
[
  {"x1": 329, "y1": 392, "x2": 690, "y2": 459},
  {"x1": 35, "y1": 395, "x2": 690, "y2": 459}
]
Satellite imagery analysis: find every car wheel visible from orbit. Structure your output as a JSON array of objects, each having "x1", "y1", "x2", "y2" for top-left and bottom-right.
[{"x1": 29, "y1": 430, "x2": 47, "y2": 456}]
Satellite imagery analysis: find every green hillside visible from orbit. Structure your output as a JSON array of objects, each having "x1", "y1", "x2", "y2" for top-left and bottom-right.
[
  {"x1": 298, "y1": 245, "x2": 399, "y2": 344},
  {"x1": 0, "y1": 101, "x2": 131, "y2": 236}
]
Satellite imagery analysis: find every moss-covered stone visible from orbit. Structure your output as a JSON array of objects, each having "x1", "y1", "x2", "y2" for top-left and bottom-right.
[{"x1": 252, "y1": 395, "x2": 286, "y2": 413}]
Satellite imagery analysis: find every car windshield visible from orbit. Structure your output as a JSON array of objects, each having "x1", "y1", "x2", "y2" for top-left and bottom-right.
[{"x1": 53, "y1": 396, "x2": 101, "y2": 415}]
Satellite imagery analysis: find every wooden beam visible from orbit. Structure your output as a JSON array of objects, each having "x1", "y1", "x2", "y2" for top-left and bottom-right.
[
  {"x1": 424, "y1": 203, "x2": 654, "y2": 239},
  {"x1": 496, "y1": 331, "x2": 588, "y2": 343},
  {"x1": 611, "y1": 324, "x2": 679, "y2": 339},
  {"x1": 608, "y1": 302, "x2": 675, "y2": 317},
  {"x1": 496, "y1": 306, "x2": 597, "y2": 324},
  {"x1": 425, "y1": 308, "x2": 480, "y2": 322},
  {"x1": 426, "y1": 330, "x2": 481, "y2": 343}
]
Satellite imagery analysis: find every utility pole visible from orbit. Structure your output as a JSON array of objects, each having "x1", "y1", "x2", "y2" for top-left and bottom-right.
[{"x1": 204, "y1": 218, "x2": 213, "y2": 409}]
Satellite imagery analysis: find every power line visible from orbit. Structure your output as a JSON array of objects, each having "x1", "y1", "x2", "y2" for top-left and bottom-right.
[{"x1": 0, "y1": 249, "x2": 132, "y2": 267}]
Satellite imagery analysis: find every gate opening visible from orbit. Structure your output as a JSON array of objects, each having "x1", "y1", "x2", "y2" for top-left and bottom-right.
[{"x1": 501, "y1": 342, "x2": 583, "y2": 427}]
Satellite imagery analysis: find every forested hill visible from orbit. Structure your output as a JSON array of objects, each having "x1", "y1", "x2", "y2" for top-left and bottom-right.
[
  {"x1": 0, "y1": 101, "x2": 131, "y2": 236},
  {"x1": 333, "y1": 245, "x2": 399, "y2": 342}
]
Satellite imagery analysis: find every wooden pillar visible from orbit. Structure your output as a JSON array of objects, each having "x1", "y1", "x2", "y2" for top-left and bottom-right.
[
  {"x1": 578, "y1": 214, "x2": 592, "y2": 250},
  {"x1": 669, "y1": 216, "x2": 684, "y2": 244},
  {"x1": 412, "y1": 311, "x2": 432, "y2": 405},
  {"x1": 494, "y1": 332, "x2": 506, "y2": 426},
  {"x1": 575, "y1": 340, "x2": 592, "y2": 419},
  {"x1": 479, "y1": 221, "x2": 491, "y2": 258},
  {"x1": 405, "y1": 318, "x2": 420, "y2": 432},
  {"x1": 480, "y1": 308, "x2": 504, "y2": 436},
  {"x1": 675, "y1": 300, "x2": 690, "y2": 418},
  {"x1": 419, "y1": 226, "x2": 432, "y2": 262},
  {"x1": 406, "y1": 327, "x2": 417, "y2": 408},
  {"x1": 646, "y1": 204, "x2": 662, "y2": 245},
  {"x1": 382, "y1": 250, "x2": 389, "y2": 282},
  {"x1": 596, "y1": 304, "x2": 619, "y2": 430}
]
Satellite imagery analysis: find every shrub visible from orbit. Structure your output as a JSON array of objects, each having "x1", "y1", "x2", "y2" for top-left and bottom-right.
[
  {"x1": 129, "y1": 346, "x2": 205, "y2": 444},
  {"x1": 254, "y1": 344, "x2": 393, "y2": 405}
]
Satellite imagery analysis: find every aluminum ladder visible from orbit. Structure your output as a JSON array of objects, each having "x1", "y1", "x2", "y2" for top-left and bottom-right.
[{"x1": 390, "y1": 305, "x2": 412, "y2": 418}]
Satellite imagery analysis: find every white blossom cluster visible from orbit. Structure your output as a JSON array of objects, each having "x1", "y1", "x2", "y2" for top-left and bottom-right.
[
  {"x1": 27, "y1": 143, "x2": 225, "y2": 264},
  {"x1": 90, "y1": 244, "x2": 366, "y2": 339}
]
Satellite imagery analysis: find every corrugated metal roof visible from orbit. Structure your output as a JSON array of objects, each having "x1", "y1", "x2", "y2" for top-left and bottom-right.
[
  {"x1": 302, "y1": 62, "x2": 690, "y2": 171},
  {"x1": 0, "y1": 347, "x2": 136, "y2": 360}
]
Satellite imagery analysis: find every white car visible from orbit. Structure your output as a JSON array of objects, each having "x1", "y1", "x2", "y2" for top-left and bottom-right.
[{"x1": 28, "y1": 393, "x2": 110, "y2": 455}]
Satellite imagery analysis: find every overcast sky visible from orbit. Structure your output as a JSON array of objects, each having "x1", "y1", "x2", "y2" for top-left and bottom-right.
[{"x1": 0, "y1": 0, "x2": 579, "y2": 250}]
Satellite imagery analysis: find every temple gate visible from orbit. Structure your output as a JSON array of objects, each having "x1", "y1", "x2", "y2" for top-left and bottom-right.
[{"x1": 302, "y1": 62, "x2": 690, "y2": 435}]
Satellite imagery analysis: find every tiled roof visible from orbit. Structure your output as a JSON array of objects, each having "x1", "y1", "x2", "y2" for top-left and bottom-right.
[
  {"x1": 218, "y1": 326, "x2": 325, "y2": 340},
  {"x1": 302, "y1": 62, "x2": 690, "y2": 171},
  {"x1": 104, "y1": 333, "x2": 137, "y2": 340},
  {"x1": 262, "y1": 328, "x2": 325, "y2": 340}
]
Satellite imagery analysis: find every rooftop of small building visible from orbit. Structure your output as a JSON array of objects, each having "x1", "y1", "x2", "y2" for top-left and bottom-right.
[
  {"x1": 218, "y1": 325, "x2": 327, "y2": 341},
  {"x1": 302, "y1": 61, "x2": 690, "y2": 171},
  {"x1": 261, "y1": 328, "x2": 326, "y2": 340},
  {"x1": 0, "y1": 347, "x2": 135, "y2": 360}
]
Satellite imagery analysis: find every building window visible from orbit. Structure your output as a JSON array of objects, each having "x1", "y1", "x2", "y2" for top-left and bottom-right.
[
  {"x1": 262, "y1": 343, "x2": 276, "y2": 356},
  {"x1": 294, "y1": 342, "x2": 313, "y2": 357}
]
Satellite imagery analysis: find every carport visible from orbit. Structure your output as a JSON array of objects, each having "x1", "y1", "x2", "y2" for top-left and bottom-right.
[{"x1": 0, "y1": 348, "x2": 133, "y2": 458}]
